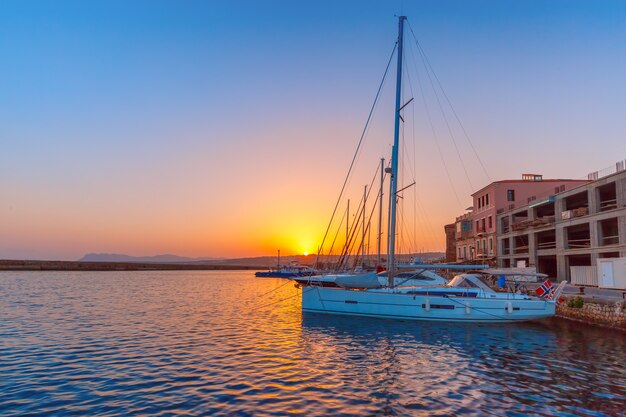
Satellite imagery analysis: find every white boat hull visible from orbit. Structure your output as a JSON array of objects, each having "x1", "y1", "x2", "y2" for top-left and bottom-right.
[{"x1": 302, "y1": 286, "x2": 556, "y2": 323}]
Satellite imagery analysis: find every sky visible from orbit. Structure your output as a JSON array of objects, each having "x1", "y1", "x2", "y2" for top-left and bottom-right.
[{"x1": 1, "y1": 0, "x2": 625, "y2": 260}]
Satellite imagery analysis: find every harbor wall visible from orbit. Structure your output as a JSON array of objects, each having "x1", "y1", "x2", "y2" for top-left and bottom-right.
[
  {"x1": 0, "y1": 260, "x2": 265, "y2": 271},
  {"x1": 557, "y1": 296, "x2": 626, "y2": 330}
]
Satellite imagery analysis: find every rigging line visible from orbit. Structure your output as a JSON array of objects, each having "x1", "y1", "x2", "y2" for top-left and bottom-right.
[
  {"x1": 341, "y1": 164, "x2": 382, "y2": 269},
  {"x1": 399, "y1": 74, "x2": 440, "y2": 250},
  {"x1": 338, "y1": 189, "x2": 366, "y2": 269},
  {"x1": 401, "y1": 55, "x2": 420, "y2": 251},
  {"x1": 395, "y1": 189, "x2": 411, "y2": 254},
  {"x1": 353, "y1": 163, "x2": 383, "y2": 265},
  {"x1": 405, "y1": 36, "x2": 465, "y2": 211},
  {"x1": 410, "y1": 70, "x2": 418, "y2": 252},
  {"x1": 401, "y1": 59, "x2": 417, "y2": 183},
  {"x1": 325, "y1": 204, "x2": 347, "y2": 261},
  {"x1": 344, "y1": 162, "x2": 386, "y2": 269},
  {"x1": 402, "y1": 76, "x2": 438, "y2": 257},
  {"x1": 408, "y1": 21, "x2": 491, "y2": 183},
  {"x1": 255, "y1": 279, "x2": 293, "y2": 298},
  {"x1": 413, "y1": 193, "x2": 439, "y2": 252},
  {"x1": 255, "y1": 286, "x2": 316, "y2": 311},
  {"x1": 411, "y1": 31, "x2": 475, "y2": 193},
  {"x1": 357, "y1": 164, "x2": 387, "y2": 265},
  {"x1": 314, "y1": 43, "x2": 397, "y2": 269}
]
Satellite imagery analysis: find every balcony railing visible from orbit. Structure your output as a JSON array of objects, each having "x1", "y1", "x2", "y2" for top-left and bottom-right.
[
  {"x1": 537, "y1": 241, "x2": 556, "y2": 250},
  {"x1": 599, "y1": 199, "x2": 618, "y2": 212},
  {"x1": 566, "y1": 238, "x2": 591, "y2": 249},
  {"x1": 600, "y1": 235, "x2": 619, "y2": 246},
  {"x1": 514, "y1": 245, "x2": 529, "y2": 254}
]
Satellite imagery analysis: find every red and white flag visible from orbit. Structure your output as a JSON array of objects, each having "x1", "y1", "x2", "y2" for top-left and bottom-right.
[{"x1": 536, "y1": 279, "x2": 553, "y2": 299}]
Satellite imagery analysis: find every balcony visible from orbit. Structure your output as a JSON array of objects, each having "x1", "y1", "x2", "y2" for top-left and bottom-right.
[
  {"x1": 513, "y1": 235, "x2": 529, "y2": 254},
  {"x1": 598, "y1": 217, "x2": 619, "y2": 246},
  {"x1": 511, "y1": 216, "x2": 555, "y2": 232},
  {"x1": 597, "y1": 182, "x2": 618, "y2": 212},
  {"x1": 565, "y1": 223, "x2": 591, "y2": 249},
  {"x1": 562, "y1": 191, "x2": 589, "y2": 219},
  {"x1": 536, "y1": 229, "x2": 556, "y2": 251}
]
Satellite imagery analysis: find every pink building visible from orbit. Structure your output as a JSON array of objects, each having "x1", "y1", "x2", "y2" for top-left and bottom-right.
[{"x1": 455, "y1": 174, "x2": 589, "y2": 263}]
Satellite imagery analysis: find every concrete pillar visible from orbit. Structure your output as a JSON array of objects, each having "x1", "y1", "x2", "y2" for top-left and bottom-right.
[
  {"x1": 616, "y1": 177, "x2": 626, "y2": 207},
  {"x1": 555, "y1": 222, "x2": 567, "y2": 281},
  {"x1": 555, "y1": 197, "x2": 566, "y2": 221},
  {"x1": 557, "y1": 253, "x2": 568, "y2": 282},
  {"x1": 528, "y1": 231, "x2": 537, "y2": 267},
  {"x1": 588, "y1": 188, "x2": 598, "y2": 215},
  {"x1": 590, "y1": 219, "x2": 599, "y2": 248},
  {"x1": 619, "y1": 215, "x2": 626, "y2": 246}
]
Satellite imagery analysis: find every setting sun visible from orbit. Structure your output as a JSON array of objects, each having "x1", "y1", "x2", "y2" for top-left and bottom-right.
[{"x1": 303, "y1": 251, "x2": 309, "y2": 256}]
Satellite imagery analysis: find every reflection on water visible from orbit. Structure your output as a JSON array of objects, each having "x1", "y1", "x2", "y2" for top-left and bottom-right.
[{"x1": 1, "y1": 271, "x2": 625, "y2": 416}]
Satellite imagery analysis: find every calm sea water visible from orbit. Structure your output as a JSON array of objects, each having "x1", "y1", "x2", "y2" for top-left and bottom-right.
[{"x1": 1, "y1": 271, "x2": 625, "y2": 416}]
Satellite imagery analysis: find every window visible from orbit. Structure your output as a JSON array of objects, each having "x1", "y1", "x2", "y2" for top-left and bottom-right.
[
  {"x1": 486, "y1": 194, "x2": 489, "y2": 206},
  {"x1": 488, "y1": 216, "x2": 493, "y2": 229},
  {"x1": 458, "y1": 248, "x2": 462, "y2": 258},
  {"x1": 476, "y1": 220, "x2": 479, "y2": 231},
  {"x1": 507, "y1": 189, "x2": 515, "y2": 202},
  {"x1": 481, "y1": 218, "x2": 486, "y2": 232},
  {"x1": 463, "y1": 246, "x2": 467, "y2": 258},
  {"x1": 476, "y1": 240, "x2": 481, "y2": 251},
  {"x1": 489, "y1": 237, "x2": 493, "y2": 252},
  {"x1": 482, "y1": 239, "x2": 486, "y2": 253}
]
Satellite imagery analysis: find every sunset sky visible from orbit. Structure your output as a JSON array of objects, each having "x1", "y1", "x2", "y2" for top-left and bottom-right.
[{"x1": 1, "y1": 1, "x2": 625, "y2": 260}]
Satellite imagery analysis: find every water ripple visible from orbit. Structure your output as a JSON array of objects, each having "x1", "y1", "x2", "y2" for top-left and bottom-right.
[{"x1": 1, "y1": 271, "x2": 625, "y2": 416}]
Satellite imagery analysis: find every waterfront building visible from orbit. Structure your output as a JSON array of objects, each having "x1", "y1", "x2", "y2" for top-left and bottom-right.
[
  {"x1": 496, "y1": 163, "x2": 626, "y2": 284},
  {"x1": 444, "y1": 223, "x2": 456, "y2": 262},
  {"x1": 453, "y1": 174, "x2": 588, "y2": 263}
]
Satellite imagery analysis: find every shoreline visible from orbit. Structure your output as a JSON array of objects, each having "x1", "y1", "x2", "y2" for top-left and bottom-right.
[{"x1": 0, "y1": 259, "x2": 265, "y2": 271}]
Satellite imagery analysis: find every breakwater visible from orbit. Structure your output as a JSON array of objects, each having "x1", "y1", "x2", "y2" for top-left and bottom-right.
[{"x1": 0, "y1": 259, "x2": 264, "y2": 271}]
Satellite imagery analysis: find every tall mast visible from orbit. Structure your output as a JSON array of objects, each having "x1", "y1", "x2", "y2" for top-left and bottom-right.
[
  {"x1": 387, "y1": 16, "x2": 406, "y2": 286},
  {"x1": 377, "y1": 158, "x2": 384, "y2": 266}
]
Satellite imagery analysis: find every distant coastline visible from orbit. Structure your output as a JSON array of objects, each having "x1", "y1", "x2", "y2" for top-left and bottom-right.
[
  {"x1": 0, "y1": 260, "x2": 265, "y2": 271},
  {"x1": 0, "y1": 251, "x2": 445, "y2": 271}
]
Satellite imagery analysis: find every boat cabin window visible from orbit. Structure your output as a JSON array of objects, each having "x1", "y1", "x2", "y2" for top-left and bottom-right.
[
  {"x1": 449, "y1": 277, "x2": 479, "y2": 288},
  {"x1": 447, "y1": 274, "x2": 492, "y2": 291},
  {"x1": 377, "y1": 271, "x2": 436, "y2": 281}
]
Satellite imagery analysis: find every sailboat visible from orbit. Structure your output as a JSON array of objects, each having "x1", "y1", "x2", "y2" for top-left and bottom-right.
[{"x1": 301, "y1": 16, "x2": 566, "y2": 323}]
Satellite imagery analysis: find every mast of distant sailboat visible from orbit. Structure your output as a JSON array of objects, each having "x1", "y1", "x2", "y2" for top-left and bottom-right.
[{"x1": 377, "y1": 158, "x2": 384, "y2": 267}]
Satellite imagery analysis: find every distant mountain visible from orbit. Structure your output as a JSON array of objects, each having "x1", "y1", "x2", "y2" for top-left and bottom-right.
[
  {"x1": 78, "y1": 252, "x2": 445, "y2": 267},
  {"x1": 78, "y1": 253, "x2": 223, "y2": 263}
]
